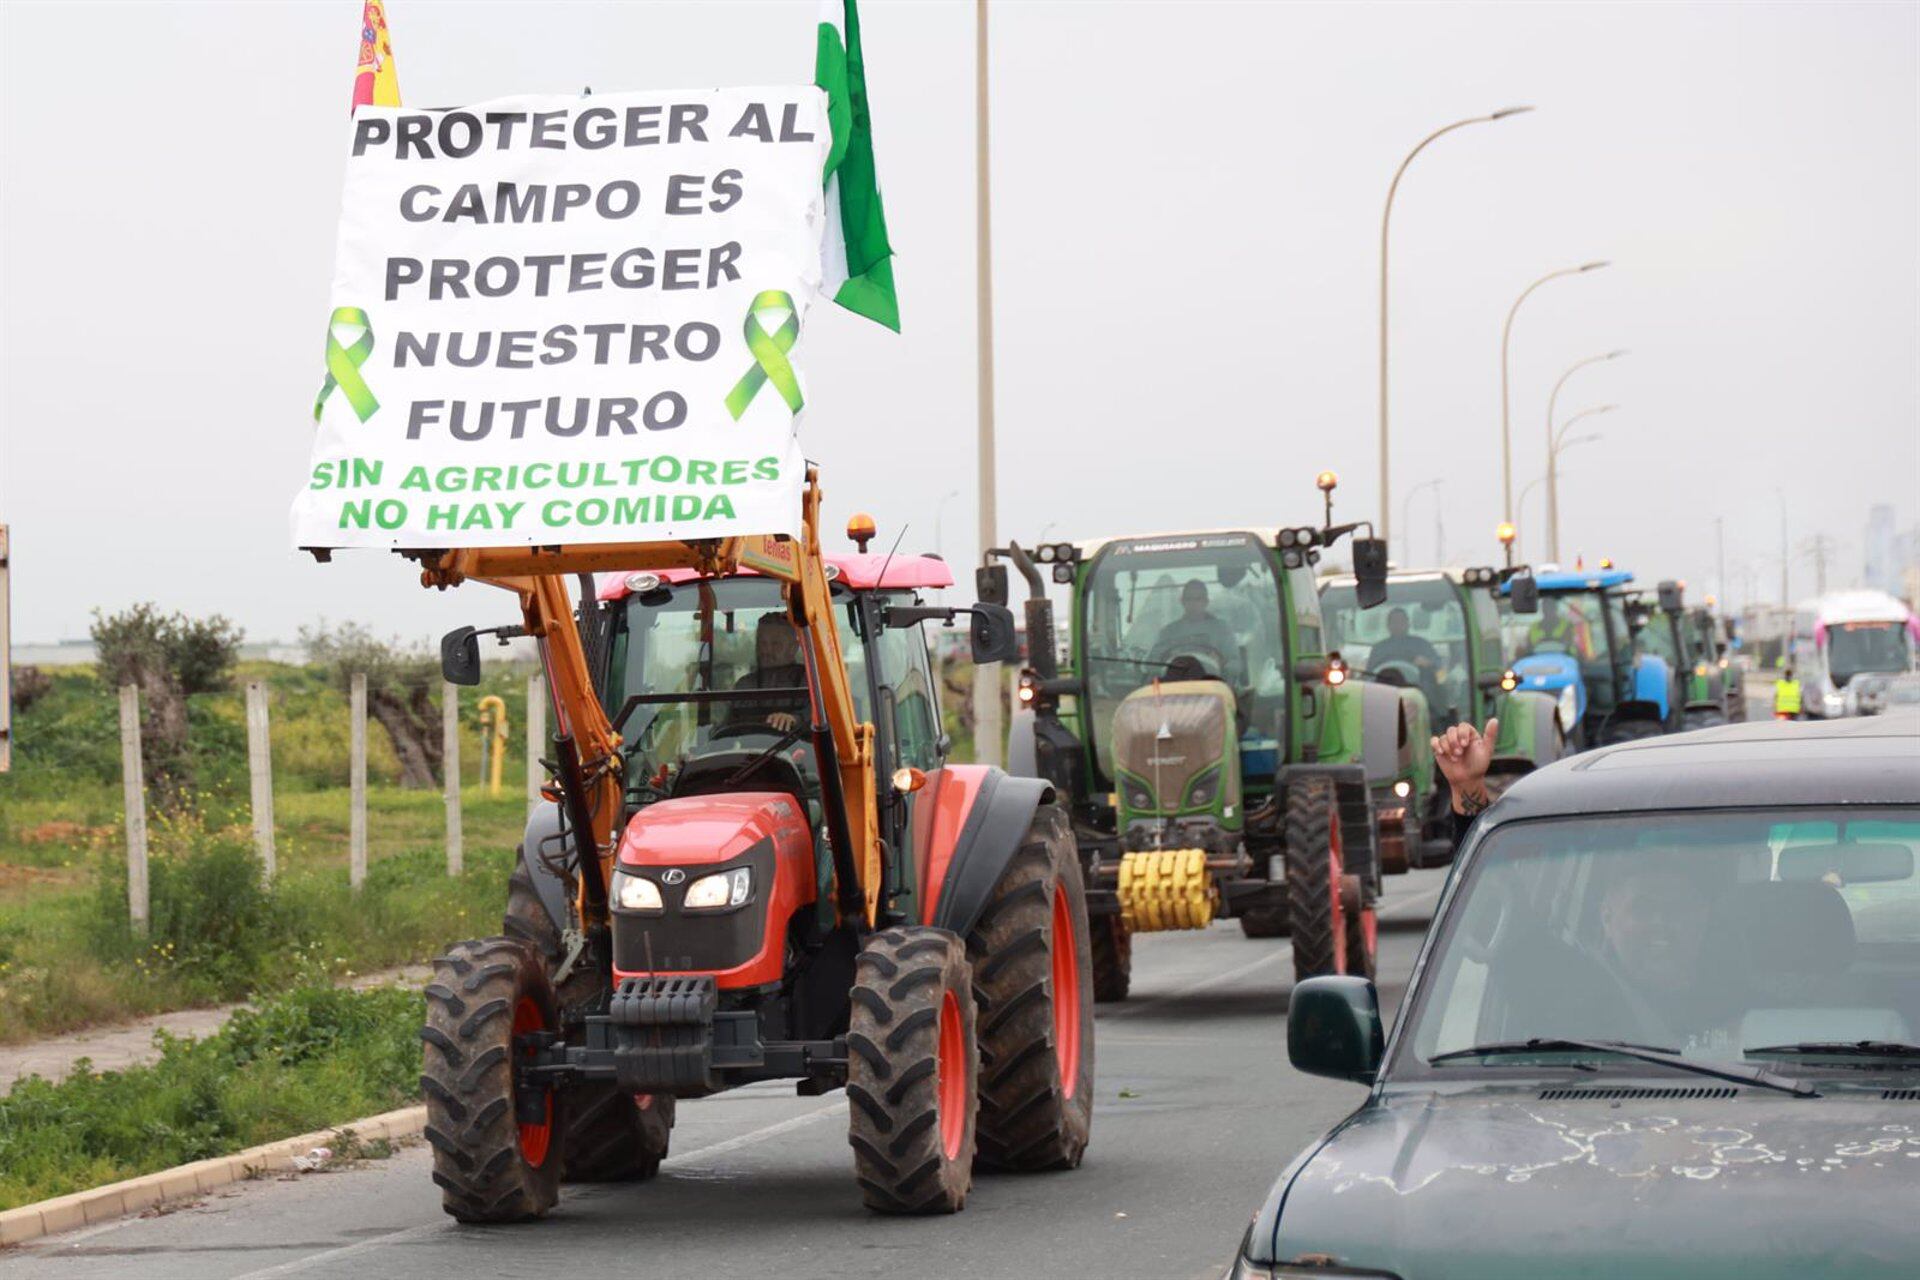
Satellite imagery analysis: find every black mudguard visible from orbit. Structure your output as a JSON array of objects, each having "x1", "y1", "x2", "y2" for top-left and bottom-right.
[
  {"x1": 930, "y1": 769, "x2": 1056, "y2": 938},
  {"x1": 517, "y1": 800, "x2": 575, "y2": 933}
]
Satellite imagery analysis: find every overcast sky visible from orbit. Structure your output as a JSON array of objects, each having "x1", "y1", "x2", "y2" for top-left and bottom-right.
[{"x1": 2, "y1": 0, "x2": 1914, "y2": 644}]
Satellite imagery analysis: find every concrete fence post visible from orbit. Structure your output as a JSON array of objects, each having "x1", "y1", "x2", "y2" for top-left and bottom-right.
[
  {"x1": 443, "y1": 682, "x2": 463, "y2": 876},
  {"x1": 117, "y1": 684, "x2": 149, "y2": 935},
  {"x1": 349, "y1": 672, "x2": 368, "y2": 890},
  {"x1": 244, "y1": 680, "x2": 276, "y2": 885}
]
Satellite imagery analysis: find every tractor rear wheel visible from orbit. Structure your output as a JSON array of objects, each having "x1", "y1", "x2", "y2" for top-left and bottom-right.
[
  {"x1": 1600, "y1": 718, "x2": 1664, "y2": 747},
  {"x1": 1090, "y1": 914, "x2": 1132, "y2": 1002},
  {"x1": 422, "y1": 938, "x2": 563, "y2": 1223},
  {"x1": 1283, "y1": 776, "x2": 1352, "y2": 980},
  {"x1": 967, "y1": 805, "x2": 1095, "y2": 1171},
  {"x1": 848, "y1": 927, "x2": 978, "y2": 1213},
  {"x1": 1683, "y1": 707, "x2": 1728, "y2": 733},
  {"x1": 503, "y1": 860, "x2": 673, "y2": 1182}
]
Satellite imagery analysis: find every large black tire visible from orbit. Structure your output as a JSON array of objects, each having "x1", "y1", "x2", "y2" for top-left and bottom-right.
[
  {"x1": 422, "y1": 938, "x2": 563, "y2": 1223},
  {"x1": 503, "y1": 860, "x2": 673, "y2": 1182},
  {"x1": 1237, "y1": 894, "x2": 1290, "y2": 939},
  {"x1": 967, "y1": 805, "x2": 1095, "y2": 1171},
  {"x1": 1284, "y1": 776, "x2": 1353, "y2": 980},
  {"x1": 1683, "y1": 707, "x2": 1728, "y2": 733},
  {"x1": 847, "y1": 927, "x2": 979, "y2": 1213},
  {"x1": 1090, "y1": 913, "x2": 1132, "y2": 1002}
]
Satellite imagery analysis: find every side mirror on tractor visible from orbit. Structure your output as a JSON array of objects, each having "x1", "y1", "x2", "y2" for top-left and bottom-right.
[
  {"x1": 1509, "y1": 575, "x2": 1540, "y2": 615},
  {"x1": 1657, "y1": 579, "x2": 1684, "y2": 614},
  {"x1": 1352, "y1": 537, "x2": 1389, "y2": 610},
  {"x1": 975, "y1": 563, "x2": 1010, "y2": 608},
  {"x1": 969, "y1": 602, "x2": 1019, "y2": 665},
  {"x1": 441, "y1": 626, "x2": 483, "y2": 686}
]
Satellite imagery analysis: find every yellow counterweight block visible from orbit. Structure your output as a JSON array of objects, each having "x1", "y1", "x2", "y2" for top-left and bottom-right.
[{"x1": 1117, "y1": 848, "x2": 1215, "y2": 931}]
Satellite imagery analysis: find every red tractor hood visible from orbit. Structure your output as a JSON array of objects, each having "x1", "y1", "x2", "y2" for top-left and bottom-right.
[{"x1": 616, "y1": 793, "x2": 808, "y2": 869}]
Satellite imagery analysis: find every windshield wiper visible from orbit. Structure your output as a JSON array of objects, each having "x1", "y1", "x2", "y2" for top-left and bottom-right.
[
  {"x1": 1746, "y1": 1041, "x2": 1920, "y2": 1062},
  {"x1": 1430, "y1": 1037, "x2": 1818, "y2": 1097}
]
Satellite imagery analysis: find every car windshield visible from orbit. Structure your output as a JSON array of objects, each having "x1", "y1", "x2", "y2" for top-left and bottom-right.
[
  {"x1": 1826, "y1": 621, "x2": 1913, "y2": 685},
  {"x1": 1323, "y1": 577, "x2": 1468, "y2": 723},
  {"x1": 1081, "y1": 534, "x2": 1285, "y2": 781},
  {"x1": 1397, "y1": 808, "x2": 1920, "y2": 1078},
  {"x1": 610, "y1": 578, "x2": 879, "y2": 802}
]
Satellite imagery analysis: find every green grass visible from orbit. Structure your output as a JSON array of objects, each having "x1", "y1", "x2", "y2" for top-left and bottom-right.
[
  {"x1": 0, "y1": 658, "x2": 537, "y2": 1043},
  {"x1": 0, "y1": 984, "x2": 423, "y2": 1210}
]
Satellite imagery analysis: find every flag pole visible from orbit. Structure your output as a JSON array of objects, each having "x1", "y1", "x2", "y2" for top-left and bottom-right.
[{"x1": 970, "y1": 0, "x2": 1002, "y2": 766}]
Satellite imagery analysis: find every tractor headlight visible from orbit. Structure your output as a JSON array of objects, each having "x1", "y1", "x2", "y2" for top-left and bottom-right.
[
  {"x1": 1557, "y1": 683, "x2": 1580, "y2": 732},
  {"x1": 1694, "y1": 662, "x2": 1709, "y2": 678},
  {"x1": 613, "y1": 871, "x2": 663, "y2": 913},
  {"x1": 1393, "y1": 779, "x2": 1412, "y2": 798},
  {"x1": 1499, "y1": 668, "x2": 1519, "y2": 692},
  {"x1": 1035, "y1": 543, "x2": 1057, "y2": 563},
  {"x1": 1052, "y1": 562, "x2": 1075, "y2": 584},
  {"x1": 683, "y1": 866, "x2": 753, "y2": 911}
]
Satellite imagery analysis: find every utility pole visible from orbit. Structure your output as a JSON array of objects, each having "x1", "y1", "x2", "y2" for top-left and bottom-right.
[
  {"x1": 970, "y1": 0, "x2": 1002, "y2": 766},
  {"x1": 1715, "y1": 516, "x2": 1726, "y2": 607},
  {"x1": 1802, "y1": 533, "x2": 1836, "y2": 597}
]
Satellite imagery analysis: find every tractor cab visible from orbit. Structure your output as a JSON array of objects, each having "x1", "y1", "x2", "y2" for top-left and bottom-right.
[{"x1": 1501, "y1": 567, "x2": 1679, "y2": 748}]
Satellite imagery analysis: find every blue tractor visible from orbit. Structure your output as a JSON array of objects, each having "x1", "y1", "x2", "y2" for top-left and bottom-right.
[{"x1": 1500, "y1": 567, "x2": 1682, "y2": 750}]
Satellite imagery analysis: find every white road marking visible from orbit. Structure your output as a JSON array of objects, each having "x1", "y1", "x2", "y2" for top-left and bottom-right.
[{"x1": 230, "y1": 1099, "x2": 848, "y2": 1279}]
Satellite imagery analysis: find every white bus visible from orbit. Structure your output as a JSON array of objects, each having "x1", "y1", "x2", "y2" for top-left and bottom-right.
[{"x1": 1787, "y1": 590, "x2": 1918, "y2": 718}]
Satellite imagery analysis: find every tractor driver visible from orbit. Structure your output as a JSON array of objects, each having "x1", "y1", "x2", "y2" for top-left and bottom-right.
[
  {"x1": 1368, "y1": 607, "x2": 1443, "y2": 681},
  {"x1": 1523, "y1": 598, "x2": 1592, "y2": 660},
  {"x1": 727, "y1": 614, "x2": 810, "y2": 733},
  {"x1": 1150, "y1": 579, "x2": 1243, "y2": 683}
]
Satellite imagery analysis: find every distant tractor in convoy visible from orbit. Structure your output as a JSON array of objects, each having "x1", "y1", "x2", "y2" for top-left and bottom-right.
[
  {"x1": 1684, "y1": 600, "x2": 1747, "y2": 722},
  {"x1": 1320, "y1": 565, "x2": 1566, "y2": 819},
  {"x1": 1628, "y1": 580, "x2": 1744, "y2": 730},
  {"x1": 998, "y1": 494, "x2": 1427, "y2": 995},
  {"x1": 1500, "y1": 566, "x2": 1682, "y2": 749},
  {"x1": 379, "y1": 472, "x2": 1095, "y2": 1221}
]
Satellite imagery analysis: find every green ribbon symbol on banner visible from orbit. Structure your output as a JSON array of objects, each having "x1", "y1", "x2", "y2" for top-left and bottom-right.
[
  {"x1": 312, "y1": 306, "x2": 379, "y2": 423},
  {"x1": 724, "y1": 290, "x2": 804, "y2": 420}
]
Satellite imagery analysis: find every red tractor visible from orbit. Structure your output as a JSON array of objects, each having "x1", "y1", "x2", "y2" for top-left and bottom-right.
[{"x1": 404, "y1": 470, "x2": 1093, "y2": 1218}]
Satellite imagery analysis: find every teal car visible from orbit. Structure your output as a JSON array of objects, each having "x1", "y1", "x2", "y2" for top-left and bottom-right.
[{"x1": 1232, "y1": 713, "x2": 1920, "y2": 1279}]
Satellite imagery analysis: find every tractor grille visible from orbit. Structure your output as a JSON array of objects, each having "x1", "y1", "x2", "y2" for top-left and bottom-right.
[{"x1": 1538, "y1": 1086, "x2": 1739, "y2": 1101}]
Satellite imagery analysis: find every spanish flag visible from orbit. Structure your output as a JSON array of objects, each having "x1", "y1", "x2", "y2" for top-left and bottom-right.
[{"x1": 352, "y1": 1, "x2": 402, "y2": 111}]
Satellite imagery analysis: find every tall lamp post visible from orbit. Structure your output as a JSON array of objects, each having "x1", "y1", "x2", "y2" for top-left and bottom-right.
[
  {"x1": 1500, "y1": 261, "x2": 1609, "y2": 523},
  {"x1": 1402, "y1": 477, "x2": 1443, "y2": 565},
  {"x1": 1378, "y1": 107, "x2": 1532, "y2": 550},
  {"x1": 1529, "y1": 428, "x2": 1604, "y2": 558},
  {"x1": 972, "y1": 0, "x2": 1002, "y2": 765},
  {"x1": 1546, "y1": 405, "x2": 1614, "y2": 561},
  {"x1": 1545, "y1": 350, "x2": 1626, "y2": 560}
]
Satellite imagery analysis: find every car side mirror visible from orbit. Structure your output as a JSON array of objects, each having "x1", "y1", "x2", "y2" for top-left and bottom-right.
[
  {"x1": 1509, "y1": 576, "x2": 1540, "y2": 615},
  {"x1": 969, "y1": 602, "x2": 1019, "y2": 665},
  {"x1": 1352, "y1": 537, "x2": 1388, "y2": 610},
  {"x1": 441, "y1": 627, "x2": 482, "y2": 686},
  {"x1": 1288, "y1": 976, "x2": 1384, "y2": 1084}
]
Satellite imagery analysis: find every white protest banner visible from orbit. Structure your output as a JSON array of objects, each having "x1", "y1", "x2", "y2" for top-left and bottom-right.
[{"x1": 292, "y1": 87, "x2": 831, "y2": 550}]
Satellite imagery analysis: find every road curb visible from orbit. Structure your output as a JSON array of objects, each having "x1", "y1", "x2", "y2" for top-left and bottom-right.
[{"x1": 0, "y1": 1104, "x2": 426, "y2": 1248}]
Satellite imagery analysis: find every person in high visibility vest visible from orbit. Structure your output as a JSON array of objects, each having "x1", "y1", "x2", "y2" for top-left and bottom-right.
[
  {"x1": 1774, "y1": 667, "x2": 1803, "y2": 720},
  {"x1": 1525, "y1": 598, "x2": 1593, "y2": 660}
]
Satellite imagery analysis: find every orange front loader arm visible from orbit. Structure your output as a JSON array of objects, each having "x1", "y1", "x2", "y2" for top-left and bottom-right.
[{"x1": 415, "y1": 467, "x2": 882, "y2": 928}]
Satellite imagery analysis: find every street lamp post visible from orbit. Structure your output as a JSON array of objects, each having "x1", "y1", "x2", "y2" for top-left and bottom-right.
[
  {"x1": 1546, "y1": 405, "x2": 1614, "y2": 561},
  {"x1": 1545, "y1": 350, "x2": 1626, "y2": 561},
  {"x1": 1774, "y1": 488, "x2": 1789, "y2": 607},
  {"x1": 1402, "y1": 477, "x2": 1442, "y2": 565},
  {"x1": 1500, "y1": 261, "x2": 1609, "y2": 523},
  {"x1": 1379, "y1": 107, "x2": 1532, "y2": 551}
]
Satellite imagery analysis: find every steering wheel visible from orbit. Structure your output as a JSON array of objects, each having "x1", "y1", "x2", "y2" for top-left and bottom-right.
[
  {"x1": 709, "y1": 720, "x2": 802, "y2": 745},
  {"x1": 1157, "y1": 644, "x2": 1228, "y2": 681}
]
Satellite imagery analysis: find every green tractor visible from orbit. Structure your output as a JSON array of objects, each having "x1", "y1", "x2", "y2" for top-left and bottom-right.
[
  {"x1": 996, "y1": 513, "x2": 1431, "y2": 998},
  {"x1": 1318, "y1": 565, "x2": 1568, "y2": 847},
  {"x1": 1631, "y1": 580, "x2": 1745, "y2": 729}
]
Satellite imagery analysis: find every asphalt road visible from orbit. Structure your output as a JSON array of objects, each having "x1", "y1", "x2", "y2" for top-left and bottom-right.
[{"x1": 5, "y1": 870, "x2": 1446, "y2": 1280}]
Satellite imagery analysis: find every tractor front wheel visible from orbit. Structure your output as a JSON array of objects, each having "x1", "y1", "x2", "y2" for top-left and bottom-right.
[
  {"x1": 503, "y1": 860, "x2": 673, "y2": 1182},
  {"x1": 422, "y1": 938, "x2": 563, "y2": 1223},
  {"x1": 848, "y1": 927, "x2": 978, "y2": 1213},
  {"x1": 1237, "y1": 895, "x2": 1290, "y2": 939},
  {"x1": 968, "y1": 805, "x2": 1095, "y2": 1171},
  {"x1": 1090, "y1": 913, "x2": 1132, "y2": 1002},
  {"x1": 1284, "y1": 776, "x2": 1363, "y2": 980}
]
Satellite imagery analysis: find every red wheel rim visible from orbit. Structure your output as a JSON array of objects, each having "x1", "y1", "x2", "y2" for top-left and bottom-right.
[
  {"x1": 512, "y1": 996, "x2": 553, "y2": 1168},
  {"x1": 936, "y1": 989, "x2": 967, "y2": 1160},
  {"x1": 1051, "y1": 884, "x2": 1083, "y2": 1101},
  {"x1": 1328, "y1": 817, "x2": 1348, "y2": 976}
]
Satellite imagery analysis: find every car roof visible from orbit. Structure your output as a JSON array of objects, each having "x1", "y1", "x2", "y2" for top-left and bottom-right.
[
  {"x1": 1486, "y1": 711, "x2": 1920, "y2": 821},
  {"x1": 596, "y1": 553, "x2": 953, "y2": 601}
]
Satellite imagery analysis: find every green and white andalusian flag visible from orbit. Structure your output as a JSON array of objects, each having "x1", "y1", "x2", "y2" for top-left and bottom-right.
[{"x1": 816, "y1": 0, "x2": 900, "y2": 331}]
